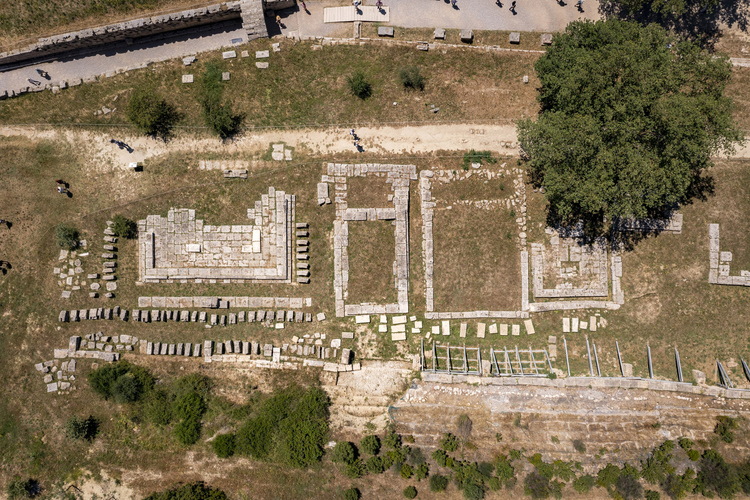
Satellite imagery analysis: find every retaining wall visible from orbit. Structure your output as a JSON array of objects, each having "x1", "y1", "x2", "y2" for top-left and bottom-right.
[
  {"x1": 0, "y1": 1, "x2": 264, "y2": 68},
  {"x1": 423, "y1": 372, "x2": 750, "y2": 400}
]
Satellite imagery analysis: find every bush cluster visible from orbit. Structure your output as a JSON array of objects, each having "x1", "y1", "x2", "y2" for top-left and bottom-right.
[
  {"x1": 228, "y1": 385, "x2": 330, "y2": 468},
  {"x1": 87, "y1": 361, "x2": 154, "y2": 403}
]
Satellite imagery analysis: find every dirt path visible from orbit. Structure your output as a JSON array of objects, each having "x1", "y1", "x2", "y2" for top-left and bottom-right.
[
  {"x1": 1, "y1": 124, "x2": 747, "y2": 170},
  {"x1": 0, "y1": 124, "x2": 520, "y2": 169}
]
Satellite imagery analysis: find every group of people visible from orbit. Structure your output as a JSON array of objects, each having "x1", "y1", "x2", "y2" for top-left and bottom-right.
[
  {"x1": 56, "y1": 179, "x2": 70, "y2": 196},
  {"x1": 26, "y1": 68, "x2": 50, "y2": 87}
]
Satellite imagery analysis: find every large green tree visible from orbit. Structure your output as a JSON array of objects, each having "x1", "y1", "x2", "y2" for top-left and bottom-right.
[
  {"x1": 126, "y1": 88, "x2": 180, "y2": 139},
  {"x1": 517, "y1": 19, "x2": 742, "y2": 231},
  {"x1": 605, "y1": 0, "x2": 719, "y2": 16}
]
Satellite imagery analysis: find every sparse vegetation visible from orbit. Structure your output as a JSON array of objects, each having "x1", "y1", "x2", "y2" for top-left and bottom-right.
[
  {"x1": 398, "y1": 66, "x2": 425, "y2": 91},
  {"x1": 572, "y1": 439, "x2": 586, "y2": 454},
  {"x1": 64, "y1": 415, "x2": 98, "y2": 441},
  {"x1": 714, "y1": 416, "x2": 738, "y2": 443}
]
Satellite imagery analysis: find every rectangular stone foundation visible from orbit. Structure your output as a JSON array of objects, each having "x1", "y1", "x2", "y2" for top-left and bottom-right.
[{"x1": 137, "y1": 187, "x2": 294, "y2": 283}]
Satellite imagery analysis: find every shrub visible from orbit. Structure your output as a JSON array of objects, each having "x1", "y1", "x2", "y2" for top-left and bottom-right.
[
  {"x1": 432, "y1": 449, "x2": 449, "y2": 467},
  {"x1": 401, "y1": 464, "x2": 414, "y2": 479},
  {"x1": 488, "y1": 477, "x2": 501, "y2": 491},
  {"x1": 236, "y1": 414, "x2": 275, "y2": 459},
  {"x1": 462, "y1": 478, "x2": 485, "y2": 500},
  {"x1": 597, "y1": 464, "x2": 621, "y2": 490},
  {"x1": 398, "y1": 66, "x2": 425, "y2": 91},
  {"x1": 347, "y1": 71, "x2": 372, "y2": 99},
  {"x1": 714, "y1": 416, "x2": 738, "y2": 443},
  {"x1": 415, "y1": 463, "x2": 429, "y2": 481},
  {"x1": 641, "y1": 441, "x2": 676, "y2": 485},
  {"x1": 344, "y1": 459, "x2": 365, "y2": 479},
  {"x1": 496, "y1": 455, "x2": 516, "y2": 488},
  {"x1": 687, "y1": 449, "x2": 700, "y2": 461},
  {"x1": 7, "y1": 478, "x2": 37, "y2": 499},
  {"x1": 55, "y1": 223, "x2": 79, "y2": 250},
  {"x1": 645, "y1": 490, "x2": 660, "y2": 500},
  {"x1": 403, "y1": 486, "x2": 418, "y2": 499},
  {"x1": 440, "y1": 433, "x2": 460, "y2": 452},
  {"x1": 408, "y1": 447, "x2": 426, "y2": 466},
  {"x1": 88, "y1": 361, "x2": 154, "y2": 402},
  {"x1": 573, "y1": 474, "x2": 596, "y2": 493},
  {"x1": 65, "y1": 415, "x2": 98, "y2": 441},
  {"x1": 678, "y1": 437, "x2": 693, "y2": 450},
  {"x1": 456, "y1": 414, "x2": 473, "y2": 440},
  {"x1": 662, "y1": 470, "x2": 695, "y2": 500},
  {"x1": 126, "y1": 88, "x2": 180, "y2": 138},
  {"x1": 143, "y1": 481, "x2": 227, "y2": 500},
  {"x1": 143, "y1": 389, "x2": 172, "y2": 426},
  {"x1": 430, "y1": 474, "x2": 449, "y2": 492},
  {"x1": 173, "y1": 392, "x2": 206, "y2": 421},
  {"x1": 572, "y1": 439, "x2": 586, "y2": 454},
  {"x1": 174, "y1": 417, "x2": 202, "y2": 445},
  {"x1": 615, "y1": 466, "x2": 643, "y2": 500},
  {"x1": 343, "y1": 488, "x2": 360, "y2": 500},
  {"x1": 524, "y1": 470, "x2": 552, "y2": 499},
  {"x1": 366, "y1": 456, "x2": 385, "y2": 474},
  {"x1": 331, "y1": 441, "x2": 357, "y2": 465},
  {"x1": 384, "y1": 431, "x2": 401, "y2": 450},
  {"x1": 361, "y1": 434, "x2": 381, "y2": 456},
  {"x1": 212, "y1": 433, "x2": 236, "y2": 458},
  {"x1": 111, "y1": 215, "x2": 137, "y2": 239},
  {"x1": 697, "y1": 449, "x2": 740, "y2": 498}
]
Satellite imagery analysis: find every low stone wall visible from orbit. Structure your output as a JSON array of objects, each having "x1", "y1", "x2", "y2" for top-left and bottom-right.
[{"x1": 0, "y1": 1, "x2": 256, "y2": 68}]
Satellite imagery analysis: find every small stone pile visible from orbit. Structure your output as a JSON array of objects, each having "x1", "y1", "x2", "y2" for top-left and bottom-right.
[{"x1": 55, "y1": 241, "x2": 89, "y2": 299}]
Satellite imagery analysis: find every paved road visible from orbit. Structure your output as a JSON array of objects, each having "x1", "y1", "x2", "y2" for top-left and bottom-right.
[{"x1": 0, "y1": 19, "x2": 246, "y2": 96}]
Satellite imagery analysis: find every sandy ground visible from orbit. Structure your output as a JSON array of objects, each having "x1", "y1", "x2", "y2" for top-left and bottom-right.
[
  {"x1": 0, "y1": 123, "x2": 520, "y2": 169},
  {"x1": 1, "y1": 125, "x2": 747, "y2": 173}
]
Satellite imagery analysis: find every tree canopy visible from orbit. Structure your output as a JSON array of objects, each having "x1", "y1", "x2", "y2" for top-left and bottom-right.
[
  {"x1": 517, "y1": 19, "x2": 742, "y2": 232},
  {"x1": 605, "y1": 0, "x2": 720, "y2": 16}
]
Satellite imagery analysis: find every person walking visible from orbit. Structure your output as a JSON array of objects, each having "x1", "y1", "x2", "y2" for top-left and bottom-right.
[
  {"x1": 376, "y1": 0, "x2": 383, "y2": 8},
  {"x1": 451, "y1": 0, "x2": 457, "y2": 7},
  {"x1": 57, "y1": 186, "x2": 67, "y2": 194},
  {"x1": 510, "y1": 0, "x2": 516, "y2": 12},
  {"x1": 276, "y1": 14, "x2": 283, "y2": 28},
  {"x1": 576, "y1": 0, "x2": 583, "y2": 10},
  {"x1": 300, "y1": 0, "x2": 307, "y2": 11}
]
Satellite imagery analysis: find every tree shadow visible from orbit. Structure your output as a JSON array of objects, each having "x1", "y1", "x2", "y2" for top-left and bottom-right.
[{"x1": 598, "y1": 0, "x2": 750, "y2": 48}]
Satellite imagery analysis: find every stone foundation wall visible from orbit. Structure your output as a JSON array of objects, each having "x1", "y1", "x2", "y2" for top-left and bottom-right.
[{"x1": 0, "y1": 1, "x2": 264, "y2": 68}]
